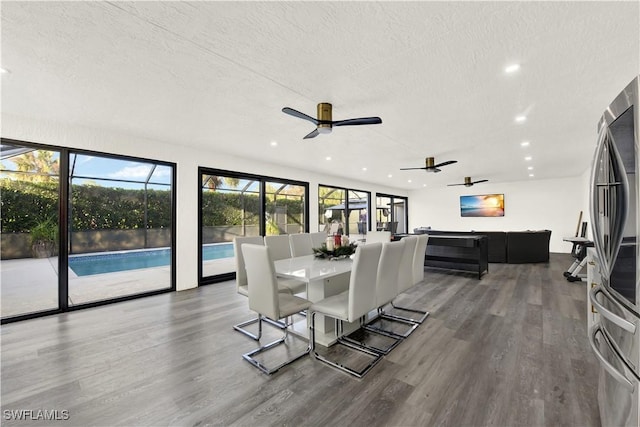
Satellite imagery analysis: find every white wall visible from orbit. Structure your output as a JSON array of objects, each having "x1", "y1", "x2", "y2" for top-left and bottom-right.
[
  {"x1": 1, "y1": 113, "x2": 406, "y2": 291},
  {"x1": 408, "y1": 175, "x2": 590, "y2": 253}
]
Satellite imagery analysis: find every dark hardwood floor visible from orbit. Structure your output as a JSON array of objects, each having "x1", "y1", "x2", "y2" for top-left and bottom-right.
[{"x1": 1, "y1": 253, "x2": 600, "y2": 426}]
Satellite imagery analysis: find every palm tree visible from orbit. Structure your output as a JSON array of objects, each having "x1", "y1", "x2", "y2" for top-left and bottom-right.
[
  {"x1": 202, "y1": 175, "x2": 240, "y2": 191},
  {"x1": 2, "y1": 150, "x2": 59, "y2": 182}
]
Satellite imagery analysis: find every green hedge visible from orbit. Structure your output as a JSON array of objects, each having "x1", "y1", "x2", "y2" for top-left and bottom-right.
[{"x1": 1, "y1": 180, "x2": 304, "y2": 232}]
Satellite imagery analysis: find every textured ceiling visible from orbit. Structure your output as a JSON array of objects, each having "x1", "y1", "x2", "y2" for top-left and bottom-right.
[{"x1": 1, "y1": 1, "x2": 639, "y2": 190}]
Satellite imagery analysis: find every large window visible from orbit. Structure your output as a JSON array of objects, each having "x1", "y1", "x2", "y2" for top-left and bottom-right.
[
  {"x1": 68, "y1": 153, "x2": 174, "y2": 304},
  {"x1": 376, "y1": 193, "x2": 408, "y2": 234},
  {"x1": 0, "y1": 139, "x2": 176, "y2": 323},
  {"x1": 199, "y1": 168, "x2": 308, "y2": 284},
  {"x1": 318, "y1": 185, "x2": 370, "y2": 239}
]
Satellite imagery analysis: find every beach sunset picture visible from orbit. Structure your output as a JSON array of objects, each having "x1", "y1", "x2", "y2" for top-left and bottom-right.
[{"x1": 460, "y1": 194, "x2": 505, "y2": 217}]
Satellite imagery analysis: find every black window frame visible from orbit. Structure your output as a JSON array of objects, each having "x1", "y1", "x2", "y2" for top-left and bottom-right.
[
  {"x1": 0, "y1": 137, "x2": 177, "y2": 324},
  {"x1": 318, "y1": 184, "x2": 372, "y2": 235},
  {"x1": 198, "y1": 167, "x2": 309, "y2": 285},
  {"x1": 376, "y1": 192, "x2": 409, "y2": 234}
]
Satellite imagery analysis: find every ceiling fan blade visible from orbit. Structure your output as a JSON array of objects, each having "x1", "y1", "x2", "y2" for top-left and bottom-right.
[
  {"x1": 399, "y1": 167, "x2": 428, "y2": 170},
  {"x1": 432, "y1": 168, "x2": 442, "y2": 173},
  {"x1": 473, "y1": 179, "x2": 489, "y2": 184},
  {"x1": 282, "y1": 107, "x2": 319, "y2": 125},
  {"x1": 447, "y1": 183, "x2": 465, "y2": 186},
  {"x1": 332, "y1": 117, "x2": 382, "y2": 127},
  {"x1": 433, "y1": 160, "x2": 458, "y2": 168},
  {"x1": 303, "y1": 128, "x2": 319, "y2": 139}
]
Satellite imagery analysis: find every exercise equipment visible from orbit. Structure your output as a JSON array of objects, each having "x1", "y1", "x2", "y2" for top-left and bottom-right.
[{"x1": 563, "y1": 213, "x2": 593, "y2": 282}]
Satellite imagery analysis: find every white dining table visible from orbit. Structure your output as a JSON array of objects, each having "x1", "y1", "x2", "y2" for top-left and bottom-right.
[{"x1": 274, "y1": 254, "x2": 357, "y2": 347}]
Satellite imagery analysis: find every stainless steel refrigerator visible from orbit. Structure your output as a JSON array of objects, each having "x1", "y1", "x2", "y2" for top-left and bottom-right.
[{"x1": 589, "y1": 75, "x2": 640, "y2": 427}]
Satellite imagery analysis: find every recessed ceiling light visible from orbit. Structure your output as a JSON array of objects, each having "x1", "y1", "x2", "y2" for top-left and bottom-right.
[
  {"x1": 528, "y1": 166, "x2": 534, "y2": 170},
  {"x1": 515, "y1": 115, "x2": 527, "y2": 123},
  {"x1": 408, "y1": 179, "x2": 412, "y2": 183},
  {"x1": 520, "y1": 141, "x2": 530, "y2": 147},
  {"x1": 0, "y1": 68, "x2": 9, "y2": 74},
  {"x1": 325, "y1": 156, "x2": 331, "y2": 161},
  {"x1": 423, "y1": 184, "x2": 427, "y2": 187},
  {"x1": 270, "y1": 141, "x2": 278, "y2": 147},
  {"x1": 529, "y1": 174, "x2": 535, "y2": 177},
  {"x1": 505, "y1": 63, "x2": 520, "y2": 73},
  {"x1": 524, "y1": 156, "x2": 532, "y2": 161},
  {"x1": 362, "y1": 167, "x2": 367, "y2": 171},
  {"x1": 387, "y1": 174, "x2": 393, "y2": 178}
]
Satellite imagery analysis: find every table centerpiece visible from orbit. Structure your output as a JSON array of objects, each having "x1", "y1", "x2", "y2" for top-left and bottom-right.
[{"x1": 312, "y1": 242, "x2": 357, "y2": 260}]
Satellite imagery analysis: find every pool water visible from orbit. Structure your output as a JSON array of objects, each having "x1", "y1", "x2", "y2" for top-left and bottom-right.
[{"x1": 69, "y1": 243, "x2": 234, "y2": 276}]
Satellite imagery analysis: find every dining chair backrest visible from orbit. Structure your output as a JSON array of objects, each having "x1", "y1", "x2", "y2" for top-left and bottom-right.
[
  {"x1": 376, "y1": 240, "x2": 405, "y2": 307},
  {"x1": 348, "y1": 242, "x2": 382, "y2": 321},
  {"x1": 397, "y1": 236, "x2": 418, "y2": 293},
  {"x1": 264, "y1": 235, "x2": 292, "y2": 261},
  {"x1": 309, "y1": 232, "x2": 327, "y2": 249},
  {"x1": 233, "y1": 236, "x2": 264, "y2": 293},
  {"x1": 289, "y1": 233, "x2": 314, "y2": 257},
  {"x1": 242, "y1": 244, "x2": 280, "y2": 320},
  {"x1": 366, "y1": 231, "x2": 391, "y2": 244},
  {"x1": 412, "y1": 234, "x2": 430, "y2": 285}
]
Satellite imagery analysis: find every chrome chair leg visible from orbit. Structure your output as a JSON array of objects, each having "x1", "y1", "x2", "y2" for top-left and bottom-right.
[
  {"x1": 233, "y1": 315, "x2": 286, "y2": 341},
  {"x1": 365, "y1": 307, "x2": 420, "y2": 339},
  {"x1": 242, "y1": 315, "x2": 310, "y2": 375},
  {"x1": 389, "y1": 300, "x2": 429, "y2": 324},
  {"x1": 309, "y1": 312, "x2": 382, "y2": 378},
  {"x1": 341, "y1": 316, "x2": 403, "y2": 355}
]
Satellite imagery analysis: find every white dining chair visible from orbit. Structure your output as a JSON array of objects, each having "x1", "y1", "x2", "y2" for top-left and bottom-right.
[
  {"x1": 309, "y1": 243, "x2": 383, "y2": 378},
  {"x1": 264, "y1": 234, "x2": 306, "y2": 295},
  {"x1": 241, "y1": 244, "x2": 312, "y2": 375},
  {"x1": 309, "y1": 232, "x2": 327, "y2": 249},
  {"x1": 233, "y1": 236, "x2": 290, "y2": 340},
  {"x1": 365, "y1": 240, "x2": 418, "y2": 342},
  {"x1": 264, "y1": 235, "x2": 293, "y2": 260},
  {"x1": 412, "y1": 234, "x2": 430, "y2": 285},
  {"x1": 366, "y1": 231, "x2": 391, "y2": 244},
  {"x1": 389, "y1": 235, "x2": 429, "y2": 324},
  {"x1": 289, "y1": 233, "x2": 314, "y2": 257}
]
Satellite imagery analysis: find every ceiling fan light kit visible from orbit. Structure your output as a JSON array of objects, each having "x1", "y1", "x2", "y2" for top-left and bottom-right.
[{"x1": 317, "y1": 103, "x2": 332, "y2": 134}]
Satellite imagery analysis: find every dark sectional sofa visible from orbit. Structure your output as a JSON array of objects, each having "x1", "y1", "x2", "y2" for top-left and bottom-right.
[{"x1": 414, "y1": 228, "x2": 551, "y2": 263}]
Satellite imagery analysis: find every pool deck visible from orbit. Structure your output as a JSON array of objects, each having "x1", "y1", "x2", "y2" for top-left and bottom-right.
[{"x1": 1, "y1": 255, "x2": 236, "y2": 318}]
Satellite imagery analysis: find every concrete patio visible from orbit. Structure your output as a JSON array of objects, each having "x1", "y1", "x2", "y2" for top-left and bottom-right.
[{"x1": 1, "y1": 256, "x2": 235, "y2": 319}]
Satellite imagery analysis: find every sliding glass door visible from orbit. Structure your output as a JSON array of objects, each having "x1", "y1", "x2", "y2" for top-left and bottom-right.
[
  {"x1": 0, "y1": 144, "x2": 61, "y2": 318},
  {"x1": 319, "y1": 185, "x2": 371, "y2": 239},
  {"x1": 199, "y1": 168, "x2": 308, "y2": 284},
  {"x1": 200, "y1": 174, "x2": 260, "y2": 280},
  {"x1": 68, "y1": 153, "x2": 174, "y2": 305},
  {"x1": 376, "y1": 193, "x2": 408, "y2": 234},
  {"x1": 1, "y1": 139, "x2": 176, "y2": 323}
]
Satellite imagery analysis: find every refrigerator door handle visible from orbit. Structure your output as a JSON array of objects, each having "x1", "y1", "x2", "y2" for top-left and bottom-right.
[
  {"x1": 590, "y1": 285, "x2": 636, "y2": 333},
  {"x1": 589, "y1": 324, "x2": 635, "y2": 392}
]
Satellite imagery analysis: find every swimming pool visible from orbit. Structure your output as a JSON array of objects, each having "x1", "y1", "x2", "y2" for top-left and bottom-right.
[{"x1": 69, "y1": 243, "x2": 234, "y2": 276}]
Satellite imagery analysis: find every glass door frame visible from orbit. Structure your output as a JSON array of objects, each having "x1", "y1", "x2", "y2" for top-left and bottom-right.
[
  {"x1": 1, "y1": 138, "x2": 177, "y2": 324},
  {"x1": 198, "y1": 167, "x2": 309, "y2": 285},
  {"x1": 318, "y1": 184, "x2": 372, "y2": 236},
  {"x1": 376, "y1": 192, "x2": 409, "y2": 235}
]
